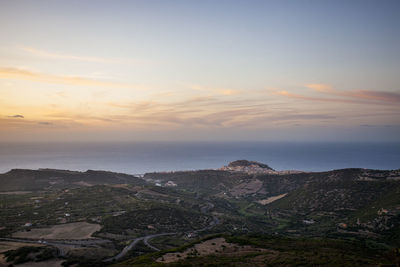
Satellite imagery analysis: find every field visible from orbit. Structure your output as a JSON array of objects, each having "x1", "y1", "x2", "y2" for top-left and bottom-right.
[
  {"x1": 257, "y1": 193, "x2": 288, "y2": 205},
  {"x1": 157, "y1": 237, "x2": 268, "y2": 263},
  {"x1": 12, "y1": 222, "x2": 101, "y2": 240},
  {"x1": 118, "y1": 234, "x2": 398, "y2": 266}
]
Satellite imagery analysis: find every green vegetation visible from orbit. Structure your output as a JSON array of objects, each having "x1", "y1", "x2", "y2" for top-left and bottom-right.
[
  {"x1": 0, "y1": 165, "x2": 399, "y2": 266},
  {"x1": 101, "y1": 205, "x2": 212, "y2": 235},
  {"x1": 4, "y1": 246, "x2": 57, "y2": 264},
  {"x1": 0, "y1": 168, "x2": 145, "y2": 192},
  {"x1": 117, "y1": 234, "x2": 399, "y2": 266}
]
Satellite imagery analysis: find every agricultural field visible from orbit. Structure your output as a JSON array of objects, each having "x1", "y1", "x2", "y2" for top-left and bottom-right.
[{"x1": 12, "y1": 222, "x2": 101, "y2": 240}]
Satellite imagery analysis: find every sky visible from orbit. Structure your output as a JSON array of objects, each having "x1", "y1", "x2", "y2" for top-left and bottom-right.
[{"x1": 0, "y1": 0, "x2": 399, "y2": 142}]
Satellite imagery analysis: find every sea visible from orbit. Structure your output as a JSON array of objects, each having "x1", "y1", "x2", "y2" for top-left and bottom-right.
[{"x1": 0, "y1": 142, "x2": 399, "y2": 175}]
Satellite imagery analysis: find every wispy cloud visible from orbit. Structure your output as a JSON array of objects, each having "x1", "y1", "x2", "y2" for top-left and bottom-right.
[
  {"x1": 0, "y1": 67, "x2": 139, "y2": 88},
  {"x1": 2, "y1": 80, "x2": 397, "y2": 133},
  {"x1": 305, "y1": 84, "x2": 400, "y2": 104},
  {"x1": 187, "y1": 84, "x2": 242, "y2": 96},
  {"x1": 305, "y1": 83, "x2": 334, "y2": 93},
  {"x1": 0, "y1": 116, "x2": 78, "y2": 131},
  {"x1": 37, "y1": 121, "x2": 53, "y2": 125},
  {"x1": 343, "y1": 90, "x2": 400, "y2": 103},
  {"x1": 45, "y1": 111, "x2": 116, "y2": 124},
  {"x1": 2, "y1": 91, "x2": 397, "y2": 133},
  {"x1": 274, "y1": 84, "x2": 400, "y2": 106},
  {"x1": 274, "y1": 90, "x2": 365, "y2": 104},
  {"x1": 19, "y1": 46, "x2": 144, "y2": 64},
  {"x1": 103, "y1": 95, "x2": 338, "y2": 129},
  {"x1": 8, "y1": 114, "x2": 24, "y2": 118}
]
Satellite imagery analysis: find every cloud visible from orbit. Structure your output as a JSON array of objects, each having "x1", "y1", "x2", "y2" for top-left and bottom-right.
[
  {"x1": 45, "y1": 112, "x2": 116, "y2": 124},
  {"x1": 275, "y1": 85, "x2": 400, "y2": 106},
  {"x1": 0, "y1": 67, "x2": 139, "y2": 88},
  {"x1": 274, "y1": 90, "x2": 364, "y2": 104},
  {"x1": 2, "y1": 79, "x2": 396, "y2": 133},
  {"x1": 102, "y1": 94, "x2": 341, "y2": 129},
  {"x1": 305, "y1": 84, "x2": 334, "y2": 93},
  {"x1": 2, "y1": 91, "x2": 395, "y2": 134},
  {"x1": 187, "y1": 84, "x2": 242, "y2": 96},
  {"x1": 19, "y1": 46, "x2": 143, "y2": 64},
  {"x1": 360, "y1": 124, "x2": 397, "y2": 128},
  {"x1": 8, "y1": 114, "x2": 24, "y2": 118},
  {"x1": 344, "y1": 90, "x2": 400, "y2": 103},
  {"x1": 305, "y1": 84, "x2": 400, "y2": 104},
  {"x1": 1, "y1": 117, "x2": 48, "y2": 129}
]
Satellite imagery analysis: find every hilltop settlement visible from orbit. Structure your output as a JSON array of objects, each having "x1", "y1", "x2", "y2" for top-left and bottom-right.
[{"x1": 0, "y1": 160, "x2": 400, "y2": 266}]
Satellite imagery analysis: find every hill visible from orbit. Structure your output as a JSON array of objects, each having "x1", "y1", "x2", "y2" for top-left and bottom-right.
[
  {"x1": 143, "y1": 164, "x2": 400, "y2": 246},
  {"x1": 0, "y1": 168, "x2": 145, "y2": 191},
  {"x1": 0, "y1": 161, "x2": 399, "y2": 266}
]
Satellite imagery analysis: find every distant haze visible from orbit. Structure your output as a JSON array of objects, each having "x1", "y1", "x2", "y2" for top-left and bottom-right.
[{"x1": 0, "y1": 142, "x2": 399, "y2": 174}]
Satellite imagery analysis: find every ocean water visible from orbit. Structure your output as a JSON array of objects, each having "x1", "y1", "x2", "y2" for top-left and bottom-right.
[{"x1": 0, "y1": 142, "x2": 399, "y2": 174}]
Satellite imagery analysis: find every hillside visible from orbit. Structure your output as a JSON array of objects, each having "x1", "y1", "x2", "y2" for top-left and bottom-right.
[
  {"x1": 143, "y1": 164, "x2": 400, "y2": 246},
  {"x1": 0, "y1": 161, "x2": 399, "y2": 266},
  {"x1": 0, "y1": 168, "x2": 145, "y2": 191}
]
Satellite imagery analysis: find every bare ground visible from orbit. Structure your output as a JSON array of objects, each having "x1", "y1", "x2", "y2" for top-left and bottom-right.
[
  {"x1": 257, "y1": 193, "x2": 288, "y2": 205},
  {"x1": 156, "y1": 237, "x2": 272, "y2": 263},
  {"x1": 12, "y1": 222, "x2": 101, "y2": 240},
  {"x1": 229, "y1": 179, "x2": 263, "y2": 197}
]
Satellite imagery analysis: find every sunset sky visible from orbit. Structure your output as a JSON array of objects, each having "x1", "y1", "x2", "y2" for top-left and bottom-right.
[{"x1": 1, "y1": 0, "x2": 399, "y2": 142}]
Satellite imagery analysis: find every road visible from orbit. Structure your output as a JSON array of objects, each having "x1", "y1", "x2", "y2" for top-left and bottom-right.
[
  {"x1": 1, "y1": 201, "x2": 221, "y2": 263},
  {"x1": 103, "y1": 232, "x2": 176, "y2": 262},
  {"x1": 103, "y1": 203, "x2": 221, "y2": 262},
  {"x1": 0, "y1": 237, "x2": 111, "y2": 257}
]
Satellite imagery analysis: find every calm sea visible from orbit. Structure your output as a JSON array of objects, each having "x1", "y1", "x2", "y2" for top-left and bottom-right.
[{"x1": 0, "y1": 142, "x2": 399, "y2": 174}]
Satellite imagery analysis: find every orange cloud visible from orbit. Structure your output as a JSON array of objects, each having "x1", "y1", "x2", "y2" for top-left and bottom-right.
[
  {"x1": 343, "y1": 90, "x2": 400, "y2": 103},
  {"x1": 0, "y1": 67, "x2": 136, "y2": 88},
  {"x1": 306, "y1": 83, "x2": 334, "y2": 93},
  {"x1": 219, "y1": 89, "x2": 241, "y2": 96},
  {"x1": 274, "y1": 90, "x2": 383, "y2": 105},
  {"x1": 187, "y1": 84, "x2": 241, "y2": 96},
  {"x1": 301, "y1": 84, "x2": 400, "y2": 105},
  {"x1": 19, "y1": 46, "x2": 148, "y2": 65},
  {"x1": 20, "y1": 46, "x2": 117, "y2": 63},
  {"x1": 306, "y1": 84, "x2": 400, "y2": 103}
]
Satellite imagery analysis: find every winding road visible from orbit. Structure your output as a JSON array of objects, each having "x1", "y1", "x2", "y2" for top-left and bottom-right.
[
  {"x1": 1, "y1": 202, "x2": 221, "y2": 263},
  {"x1": 103, "y1": 201, "x2": 221, "y2": 262},
  {"x1": 103, "y1": 232, "x2": 176, "y2": 262},
  {"x1": 0, "y1": 237, "x2": 111, "y2": 257}
]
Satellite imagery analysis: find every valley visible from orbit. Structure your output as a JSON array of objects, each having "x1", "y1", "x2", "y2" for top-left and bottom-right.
[{"x1": 0, "y1": 160, "x2": 399, "y2": 266}]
